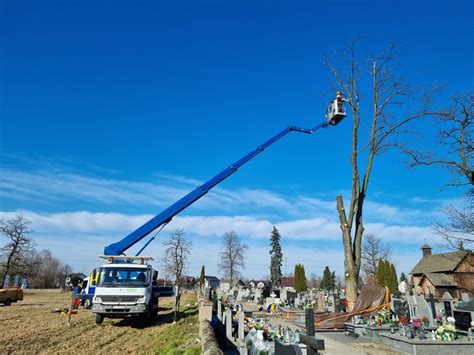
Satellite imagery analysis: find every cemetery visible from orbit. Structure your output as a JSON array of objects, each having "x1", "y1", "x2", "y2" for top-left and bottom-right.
[
  {"x1": 1, "y1": 3, "x2": 472, "y2": 355},
  {"x1": 196, "y1": 245, "x2": 474, "y2": 354}
]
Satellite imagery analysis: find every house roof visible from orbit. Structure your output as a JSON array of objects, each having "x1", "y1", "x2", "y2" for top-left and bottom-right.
[
  {"x1": 422, "y1": 273, "x2": 457, "y2": 287},
  {"x1": 281, "y1": 277, "x2": 294, "y2": 288},
  {"x1": 204, "y1": 276, "x2": 220, "y2": 282},
  {"x1": 411, "y1": 250, "x2": 470, "y2": 274}
]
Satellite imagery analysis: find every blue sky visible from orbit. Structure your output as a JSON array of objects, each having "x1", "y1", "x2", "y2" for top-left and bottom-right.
[{"x1": 1, "y1": 1, "x2": 473, "y2": 280}]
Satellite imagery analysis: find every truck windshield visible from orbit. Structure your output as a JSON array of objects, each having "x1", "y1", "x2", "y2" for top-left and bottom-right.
[{"x1": 97, "y1": 267, "x2": 147, "y2": 287}]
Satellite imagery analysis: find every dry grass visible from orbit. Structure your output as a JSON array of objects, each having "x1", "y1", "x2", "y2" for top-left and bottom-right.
[{"x1": 0, "y1": 290, "x2": 200, "y2": 354}]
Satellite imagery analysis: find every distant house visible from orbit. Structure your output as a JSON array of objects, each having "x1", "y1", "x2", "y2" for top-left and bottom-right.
[
  {"x1": 219, "y1": 279, "x2": 245, "y2": 294},
  {"x1": 248, "y1": 280, "x2": 271, "y2": 289},
  {"x1": 410, "y1": 243, "x2": 474, "y2": 300},
  {"x1": 204, "y1": 276, "x2": 220, "y2": 289},
  {"x1": 280, "y1": 277, "x2": 295, "y2": 292},
  {"x1": 179, "y1": 275, "x2": 197, "y2": 289}
]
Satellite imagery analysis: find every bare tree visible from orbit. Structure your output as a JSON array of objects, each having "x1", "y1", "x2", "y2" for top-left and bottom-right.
[
  {"x1": 162, "y1": 229, "x2": 192, "y2": 322},
  {"x1": 326, "y1": 42, "x2": 441, "y2": 310},
  {"x1": 404, "y1": 91, "x2": 473, "y2": 249},
  {"x1": 404, "y1": 91, "x2": 473, "y2": 187},
  {"x1": 218, "y1": 231, "x2": 248, "y2": 287},
  {"x1": 433, "y1": 193, "x2": 473, "y2": 249},
  {"x1": 29, "y1": 249, "x2": 63, "y2": 288},
  {"x1": 361, "y1": 234, "x2": 392, "y2": 282},
  {"x1": 0, "y1": 215, "x2": 36, "y2": 285}
]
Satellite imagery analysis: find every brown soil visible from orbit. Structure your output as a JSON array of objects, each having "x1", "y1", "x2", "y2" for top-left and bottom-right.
[{"x1": 0, "y1": 290, "x2": 198, "y2": 354}]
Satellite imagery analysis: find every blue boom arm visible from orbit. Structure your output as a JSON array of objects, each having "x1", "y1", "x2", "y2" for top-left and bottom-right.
[{"x1": 104, "y1": 120, "x2": 332, "y2": 256}]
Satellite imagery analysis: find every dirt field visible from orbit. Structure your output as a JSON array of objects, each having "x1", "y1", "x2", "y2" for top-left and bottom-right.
[{"x1": 0, "y1": 290, "x2": 200, "y2": 354}]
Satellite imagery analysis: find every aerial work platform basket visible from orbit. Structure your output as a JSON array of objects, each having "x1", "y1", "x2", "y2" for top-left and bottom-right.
[
  {"x1": 98, "y1": 255, "x2": 154, "y2": 264},
  {"x1": 327, "y1": 91, "x2": 347, "y2": 126}
]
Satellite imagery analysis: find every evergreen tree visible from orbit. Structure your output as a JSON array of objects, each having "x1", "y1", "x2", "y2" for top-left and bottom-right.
[
  {"x1": 330, "y1": 271, "x2": 336, "y2": 291},
  {"x1": 293, "y1": 263, "x2": 308, "y2": 293},
  {"x1": 293, "y1": 264, "x2": 300, "y2": 292},
  {"x1": 376, "y1": 259, "x2": 386, "y2": 287},
  {"x1": 199, "y1": 265, "x2": 205, "y2": 289},
  {"x1": 320, "y1": 266, "x2": 333, "y2": 291},
  {"x1": 389, "y1": 262, "x2": 398, "y2": 294},
  {"x1": 301, "y1": 264, "x2": 308, "y2": 292},
  {"x1": 269, "y1": 226, "x2": 283, "y2": 287},
  {"x1": 400, "y1": 272, "x2": 407, "y2": 283}
]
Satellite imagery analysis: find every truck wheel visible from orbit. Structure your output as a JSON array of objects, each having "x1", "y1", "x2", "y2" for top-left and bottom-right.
[
  {"x1": 151, "y1": 308, "x2": 158, "y2": 320},
  {"x1": 4, "y1": 299, "x2": 11, "y2": 306},
  {"x1": 95, "y1": 314, "x2": 104, "y2": 325}
]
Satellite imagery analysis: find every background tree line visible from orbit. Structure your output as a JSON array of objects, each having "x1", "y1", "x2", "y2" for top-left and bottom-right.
[{"x1": 0, "y1": 215, "x2": 73, "y2": 288}]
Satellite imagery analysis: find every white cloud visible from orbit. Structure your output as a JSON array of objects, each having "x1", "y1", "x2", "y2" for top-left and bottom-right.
[
  {"x1": 1, "y1": 162, "x2": 454, "y2": 226},
  {"x1": 0, "y1": 209, "x2": 444, "y2": 279},
  {"x1": 0, "y1": 210, "x2": 444, "y2": 245}
]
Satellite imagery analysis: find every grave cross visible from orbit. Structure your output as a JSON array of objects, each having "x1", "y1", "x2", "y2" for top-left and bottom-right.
[{"x1": 428, "y1": 292, "x2": 437, "y2": 319}]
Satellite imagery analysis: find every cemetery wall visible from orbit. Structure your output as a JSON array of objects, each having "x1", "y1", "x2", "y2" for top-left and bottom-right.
[
  {"x1": 200, "y1": 320, "x2": 223, "y2": 355},
  {"x1": 198, "y1": 300, "x2": 223, "y2": 354}
]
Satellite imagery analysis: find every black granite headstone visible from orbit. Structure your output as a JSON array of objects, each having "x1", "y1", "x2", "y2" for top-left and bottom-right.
[
  {"x1": 444, "y1": 300, "x2": 453, "y2": 318},
  {"x1": 305, "y1": 308, "x2": 315, "y2": 336},
  {"x1": 274, "y1": 338, "x2": 302, "y2": 355},
  {"x1": 453, "y1": 310, "x2": 472, "y2": 331},
  {"x1": 393, "y1": 299, "x2": 409, "y2": 318}
]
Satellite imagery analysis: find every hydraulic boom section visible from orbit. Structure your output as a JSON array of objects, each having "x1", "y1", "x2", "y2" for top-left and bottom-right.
[{"x1": 104, "y1": 96, "x2": 347, "y2": 256}]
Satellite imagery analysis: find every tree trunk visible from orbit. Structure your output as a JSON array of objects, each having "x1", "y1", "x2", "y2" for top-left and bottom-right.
[
  {"x1": 337, "y1": 195, "x2": 359, "y2": 311},
  {"x1": 345, "y1": 270, "x2": 358, "y2": 312}
]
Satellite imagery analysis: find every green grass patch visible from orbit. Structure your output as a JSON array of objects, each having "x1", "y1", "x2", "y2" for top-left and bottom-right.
[{"x1": 141, "y1": 293, "x2": 201, "y2": 355}]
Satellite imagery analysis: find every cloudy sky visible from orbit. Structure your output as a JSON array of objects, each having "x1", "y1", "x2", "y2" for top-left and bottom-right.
[{"x1": 1, "y1": 1, "x2": 472, "y2": 280}]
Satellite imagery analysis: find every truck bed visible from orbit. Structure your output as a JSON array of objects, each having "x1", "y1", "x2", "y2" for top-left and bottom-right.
[{"x1": 0, "y1": 288, "x2": 24, "y2": 305}]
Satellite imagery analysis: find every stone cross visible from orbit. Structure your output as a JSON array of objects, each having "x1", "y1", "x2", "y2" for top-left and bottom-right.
[
  {"x1": 238, "y1": 305, "x2": 244, "y2": 341},
  {"x1": 225, "y1": 308, "x2": 233, "y2": 339},
  {"x1": 428, "y1": 292, "x2": 437, "y2": 319}
]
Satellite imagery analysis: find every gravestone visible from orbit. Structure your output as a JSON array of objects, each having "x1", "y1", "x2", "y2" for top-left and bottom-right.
[
  {"x1": 453, "y1": 310, "x2": 472, "y2": 331},
  {"x1": 326, "y1": 295, "x2": 335, "y2": 312},
  {"x1": 217, "y1": 299, "x2": 222, "y2": 321},
  {"x1": 238, "y1": 305, "x2": 244, "y2": 341},
  {"x1": 305, "y1": 308, "x2": 315, "y2": 336},
  {"x1": 274, "y1": 338, "x2": 303, "y2": 355},
  {"x1": 442, "y1": 292, "x2": 454, "y2": 318},
  {"x1": 317, "y1": 292, "x2": 325, "y2": 313},
  {"x1": 407, "y1": 295, "x2": 433, "y2": 322},
  {"x1": 461, "y1": 293, "x2": 470, "y2": 303},
  {"x1": 225, "y1": 308, "x2": 232, "y2": 339},
  {"x1": 392, "y1": 298, "x2": 409, "y2": 319}
]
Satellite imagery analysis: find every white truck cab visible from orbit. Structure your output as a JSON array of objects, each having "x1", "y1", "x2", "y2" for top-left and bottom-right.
[{"x1": 91, "y1": 256, "x2": 159, "y2": 324}]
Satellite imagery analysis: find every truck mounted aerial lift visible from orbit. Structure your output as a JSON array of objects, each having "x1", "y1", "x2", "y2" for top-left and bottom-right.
[{"x1": 90, "y1": 94, "x2": 347, "y2": 324}]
